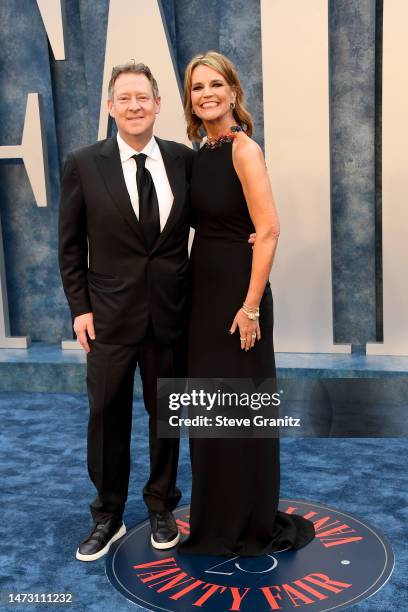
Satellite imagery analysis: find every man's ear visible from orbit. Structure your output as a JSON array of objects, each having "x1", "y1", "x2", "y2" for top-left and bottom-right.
[
  {"x1": 155, "y1": 96, "x2": 161, "y2": 115},
  {"x1": 107, "y1": 99, "x2": 114, "y2": 118}
]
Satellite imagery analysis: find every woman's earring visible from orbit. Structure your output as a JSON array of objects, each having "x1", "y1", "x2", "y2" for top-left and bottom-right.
[
  {"x1": 230, "y1": 101, "x2": 236, "y2": 110},
  {"x1": 192, "y1": 108, "x2": 196, "y2": 115}
]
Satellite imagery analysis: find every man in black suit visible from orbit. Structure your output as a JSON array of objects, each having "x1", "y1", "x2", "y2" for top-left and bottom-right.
[{"x1": 59, "y1": 62, "x2": 195, "y2": 561}]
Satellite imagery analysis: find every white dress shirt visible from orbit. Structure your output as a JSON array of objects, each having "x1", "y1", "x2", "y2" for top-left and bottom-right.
[{"x1": 117, "y1": 132, "x2": 174, "y2": 231}]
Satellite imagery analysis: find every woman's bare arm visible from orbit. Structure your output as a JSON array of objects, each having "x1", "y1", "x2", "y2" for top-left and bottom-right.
[{"x1": 229, "y1": 134, "x2": 280, "y2": 350}]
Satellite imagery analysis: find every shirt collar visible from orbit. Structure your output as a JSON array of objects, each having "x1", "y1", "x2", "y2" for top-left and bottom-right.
[{"x1": 116, "y1": 132, "x2": 160, "y2": 162}]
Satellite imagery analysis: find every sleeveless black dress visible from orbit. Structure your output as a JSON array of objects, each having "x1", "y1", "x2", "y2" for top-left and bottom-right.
[{"x1": 178, "y1": 139, "x2": 315, "y2": 556}]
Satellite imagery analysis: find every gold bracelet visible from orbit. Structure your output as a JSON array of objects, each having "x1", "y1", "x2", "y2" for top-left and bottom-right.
[
  {"x1": 243, "y1": 302, "x2": 259, "y2": 311},
  {"x1": 242, "y1": 303, "x2": 260, "y2": 320}
]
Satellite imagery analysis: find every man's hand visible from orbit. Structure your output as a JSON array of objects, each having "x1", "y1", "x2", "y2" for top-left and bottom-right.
[
  {"x1": 248, "y1": 232, "x2": 256, "y2": 247},
  {"x1": 73, "y1": 312, "x2": 95, "y2": 353}
]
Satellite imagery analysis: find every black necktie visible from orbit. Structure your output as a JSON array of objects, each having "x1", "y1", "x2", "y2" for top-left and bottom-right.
[{"x1": 133, "y1": 153, "x2": 160, "y2": 251}]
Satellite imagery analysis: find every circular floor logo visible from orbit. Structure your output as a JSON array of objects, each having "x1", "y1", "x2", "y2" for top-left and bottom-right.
[{"x1": 105, "y1": 500, "x2": 394, "y2": 611}]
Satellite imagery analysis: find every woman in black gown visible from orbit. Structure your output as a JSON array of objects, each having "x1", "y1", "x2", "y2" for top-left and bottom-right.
[{"x1": 177, "y1": 51, "x2": 315, "y2": 556}]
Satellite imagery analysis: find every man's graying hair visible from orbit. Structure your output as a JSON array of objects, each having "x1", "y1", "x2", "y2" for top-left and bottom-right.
[{"x1": 108, "y1": 62, "x2": 159, "y2": 100}]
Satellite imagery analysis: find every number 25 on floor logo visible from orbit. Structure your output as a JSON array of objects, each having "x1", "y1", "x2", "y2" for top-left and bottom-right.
[{"x1": 106, "y1": 500, "x2": 395, "y2": 611}]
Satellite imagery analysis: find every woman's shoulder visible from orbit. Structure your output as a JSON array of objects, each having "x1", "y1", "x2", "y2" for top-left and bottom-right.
[{"x1": 232, "y1": 132, "x2": 264, "y2": 167}]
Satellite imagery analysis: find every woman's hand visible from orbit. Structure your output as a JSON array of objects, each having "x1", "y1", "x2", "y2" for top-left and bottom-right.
[{"x1": 229, "y1": 308, "x2": 261, "y2": 351}]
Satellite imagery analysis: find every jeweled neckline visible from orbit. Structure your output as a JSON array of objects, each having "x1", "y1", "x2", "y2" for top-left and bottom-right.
[{"x1": 204, "y1": 125, "x2": 243, "y2": 150}]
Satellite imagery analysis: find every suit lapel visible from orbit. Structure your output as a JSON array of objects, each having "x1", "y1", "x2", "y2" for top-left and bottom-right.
[
  {"x1": 95, "y1": 137, "x2": 147, "y2": 247},
  {"x1": 94, "y1": 136, "x2": 188, "y2": 253},
  {"x1": 152, "y1": 137, "x2": 186, "y2": 254}
]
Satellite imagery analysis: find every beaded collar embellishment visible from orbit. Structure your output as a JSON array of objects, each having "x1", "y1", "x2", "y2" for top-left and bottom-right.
[{"x1": 204, "y1": 125, "x2": 243, "y2": 150}]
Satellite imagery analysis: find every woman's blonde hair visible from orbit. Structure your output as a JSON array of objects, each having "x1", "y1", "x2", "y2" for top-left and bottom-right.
[{"x1": 183, "y1": 51, "x2": 253, "y2": 142}]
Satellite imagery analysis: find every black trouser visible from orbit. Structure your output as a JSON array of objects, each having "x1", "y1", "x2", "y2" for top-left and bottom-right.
[{"x1": 86, "y1": 323, "x2": 184, "y2": 522}]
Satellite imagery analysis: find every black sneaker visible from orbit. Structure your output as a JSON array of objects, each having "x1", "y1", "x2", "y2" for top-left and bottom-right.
[
  {"x1": 76, "y1": 518, "x2": 126, "y2": 561},
  {"x1": 149, "y1": 510, "x2": 180, "y2": 550}
]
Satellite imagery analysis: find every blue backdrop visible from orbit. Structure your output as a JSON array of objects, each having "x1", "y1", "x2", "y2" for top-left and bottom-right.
[{"x1": 0, "y1": 0, "x2": 382, "y2": 351}]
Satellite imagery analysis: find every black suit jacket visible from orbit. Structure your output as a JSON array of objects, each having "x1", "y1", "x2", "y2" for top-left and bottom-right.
[{"x1": 58, "y1": 136, "x2": 195, "y2": 346}]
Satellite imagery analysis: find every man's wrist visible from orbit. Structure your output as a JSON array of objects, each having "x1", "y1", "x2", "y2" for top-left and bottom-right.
[{"x1": 73, "y1": 311, "x2": 93, "y2": 320}]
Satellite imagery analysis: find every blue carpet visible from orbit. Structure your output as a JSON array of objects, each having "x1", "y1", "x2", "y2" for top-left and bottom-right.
[{"x1": 0, "y1": 392, "x2": 406, "y2": 611}]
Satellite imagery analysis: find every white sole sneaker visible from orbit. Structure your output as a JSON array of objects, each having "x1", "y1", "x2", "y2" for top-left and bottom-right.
[
  {"x1": 151, "y1": 531, "x2": 180, "y2": 550},
  {"x1": 76, "y1": 522, "x2": 126, "y2": 562}
]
